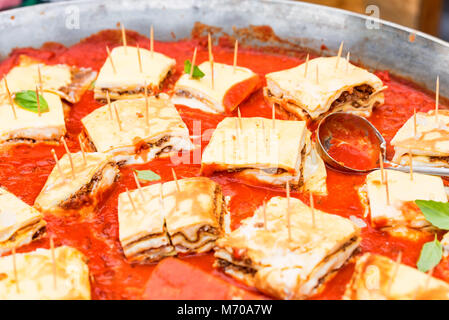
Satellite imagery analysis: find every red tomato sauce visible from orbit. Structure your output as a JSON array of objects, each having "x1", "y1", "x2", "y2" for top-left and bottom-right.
[{"x1": 0, "y1": 30, "x2": 446, "y2": 300}]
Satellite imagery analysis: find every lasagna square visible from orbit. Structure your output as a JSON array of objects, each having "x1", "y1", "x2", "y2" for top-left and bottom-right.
[
  {"x1": 201, "y1": 117, "x2": 327, "y2": 194},
  {"x1": 94, "y1": 46, "x2": 176, "y2": 101},
  {"x1": 364, "y1": 169, "x2": 447, "y2": 230},
  {"x1": 214, "y1": 196, "x2": 361, "y2": 299},
  {"x1": 34, "y1": 152, "x2": 119, "y2": 214},
  {"x1": 391, "y1": 110, "x2": 449, "y2": 168},
  {"x1": 118, "y1": 177, "x2": 225, "y2": 263},
  {"x1": 0, "y1": 187, "x2": 46, "y2": 254},
  {"x1": 0, "y1": 246, "x2": 91, "y2": 300},
  {"x1": 0, "y1": 92, "x2": 66, "y2": 146},
  {"x1": 264, "y1": 56, "x2": 385, "y2": 122},
  {"x1": 0, "y1": 55, "x2": 96, "y2": 103},
  {"x1": 172, "y1": 61, "x2": 260, "y2": 113},
  {"x1": 80, "y1": 94, "x2": 193, "y2": 165},
  {"x1": 343, "y1": 253, "x2": 449, "y2": 300}
]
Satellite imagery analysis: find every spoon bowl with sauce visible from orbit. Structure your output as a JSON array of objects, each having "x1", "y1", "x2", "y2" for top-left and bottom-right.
[{"x1": 316, "y1": 112, "x2": 449, "y2": 177}]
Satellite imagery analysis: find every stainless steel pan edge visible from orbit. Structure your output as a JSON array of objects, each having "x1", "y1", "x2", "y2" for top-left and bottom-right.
[{"x1": 0, "y1": 0, "x2": 448, "y2": 96}]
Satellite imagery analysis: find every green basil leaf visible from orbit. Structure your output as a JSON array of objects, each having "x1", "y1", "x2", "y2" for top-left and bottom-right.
[
  {"x1": 417, "y1": 235, "x2": 443, "y2": 272},
  {"x1": 134, "y1": 169, "x2": 161, "y2": 182},
  {"x1": 184, "y1": 60, "x2": 205, "y2": 79},
  {"x1": 415, "y1": 200, "x2": 449, "y2": 230},
  {"x1": 14, "y1": 90, "x2": 49, "y2": 114}
]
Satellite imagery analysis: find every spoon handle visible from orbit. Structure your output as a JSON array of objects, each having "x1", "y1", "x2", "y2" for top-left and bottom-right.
[{"x1": 385, "y1": 162, "x2": 449, "y2": 177}]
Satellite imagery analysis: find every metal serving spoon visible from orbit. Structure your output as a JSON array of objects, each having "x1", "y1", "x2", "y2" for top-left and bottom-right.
[{"x1": 316, "y1": 112, "x2": 449, "y2": 177}]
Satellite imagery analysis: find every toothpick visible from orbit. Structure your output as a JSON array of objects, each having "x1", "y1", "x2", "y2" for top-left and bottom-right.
[
  {"x1": 106, "y1": 46, "x2": 117, "y2": 74},
  {"x1": 189, "y1": 47, "x2": 197, "y2": 78},
  {"x1": 3, "y1": 78, "x2": 17, "y2": 119},
  {"x1": 210, "y1": 57, "x2": 215, "y2": 90},
  {"x1": 37, "y1": 64, "x2": 43, "y2": 94},
  {"x1": 113, "y1": 103, "x2": 123, "y2": 131},
  {"x1": 61, "y1": 137, "x2": 76, "y2": 179},
  {"x1": 50, "y1": 236, "x2": 57, "y2": 290},
  {"x1": 379, "y1": 153, "x2": 385, "y2": 184},
  {"x1": 263, "y1": 201, "x2": 267, "y2": 231},
  {"x1": 316, "y1": 65, "x2": 319, "y2": 85},
  {"x1": 121, "y1": 23, "x2": 127, "y2": 53},
  {"x1": 106, "y1": 91, "x2": 113, "y2": 120},
  {"x1": 409, "y1": 149, "x2": 414, "y2": 181},
  {"x1": 310, "y1": 192, "x2": 316, "y2": 229},
  {"x1": 346, "y1": 51, "x2": 350, "y2": 74},
  {"x1": 35, "y1": 85, "x2": 41, "y2": 117},
  {"x1": 136, "y1": 43, "x2": 143, "y2": 73},
  {"x1": 233, "y1": 39, "x2": 238, "y2": 73},
  {"x1": 208, "y1": 33, "x2": 213, "y2": 62},
  {"x1": 132, "y1": 171, "x2": 145, "y2": 202},
  {"x1": 304, "y1": 53, "x2": 309, "y2": 78},
  {"x1": 385, "y1": 170, "x2": 390, "y2": 206},
  {"x1": 126, "y1": 188, "x2": 139, "y2": 214},
  {"x1": 435, "y1": 76, "x2": 440, "y2": 124},
  {"x1": 387, "y1": 251, "x2": 402, "y2": 296},
  {"x1": 51, "y1": 149, "x2": 65, "y2": 180},
  {"x1": 286, "y1": 181, "x2": 292, "y2": 242},
  {"x1": 237, "y1": 107, "x2": 242, "y2": 131},
  {"x1": 78, "y1": 136, "x2": 87, "y2": 166},
  {"x1": 335, "y1": 41, "x2": 344, "y2": 70},
  {"x1": 171, "y1": 168, "x2": 180, "y2": 192},
  {"x1": 413, "y1": 106, "x2": 417, "y2": 137},
  {"x1": 12, "y1": 247, "x2": 19, "y2": 293},
  {"x1": 150, "y1": 25, "x2": 154, "y2": 58}
]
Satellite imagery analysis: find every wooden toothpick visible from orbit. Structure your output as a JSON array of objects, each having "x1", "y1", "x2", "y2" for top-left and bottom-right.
[
  {"x1": 126, "y1": 188, "x2": 138, "y2": 214},
  {"x1": 12, "y1": 247, "x2": 19, "y2": 293},
  {"x1": 3, "y1": 78, "x2": 17, "y2": 119},
  {"x1": 37, "y1": 64, "x2": 43, "y2": 93},
  {"x1": 113, "y1": 103, "x2": 123, "y2": 131},
  {"x1": 51, "y1": 149, "x2": 65, "y2": 181},
  {"x1": 189, "y1": 47, "x2": 197, "y2": 79},
  {"x1": 210, "y1": 57, "x2": 215, "y2": 89},
  {"x1": 346, "y1": 51, "x2": 351, "y2": 74},
  {"x1": 310, "y1": 192, "x2": 316, "y2": 229},
  {"x1": 106, "y1": 46, "x2": 117, "y2": 74},
  {"x1": 61, "y1": 137, "x2": 76, "y2": 179},
  {"x1": 409, "y1": 149, "x2": 414, "y2": 181},
  {"x1": 208, "y1": 33, "x2": 214, "y2": 89},
  {"x1": 171, "y1": 168, "x2": 180, "y2": 192},
  {"x1": 50, "y1": 236, "x2": 57, "y2": 290},
  {"x1": 237, "y1": 107, "x2": 242, "y2": 131},
  {"x1": 435, "y1": 76, "x2": 440, "y2": 124},
  {"x1": 304, "y1": 53, "x2": 309, "y2": 78},
  {"x1": 78, "y1": 136, "x2": 87, "y2": 166},
  {"x1": 335, "y1": 41, "x2": 344, "y2": 70},
  {"x1": 379, "y1": 153, "x2": 385, "y2": 184},
  {"x1": 121, "y1": 23, "x2": 127, "y2": 53},
  {"x1": 385, "y1": 170, "x2": 390, "y2": 206},
  {"x1": 233, "y1": 39, "x2": 238, "y2": 73},
  {"x1": 208, "y1": 33, "x2": 213, "y2": 62},
  {"x1": 132, "y1": 171, "x2": 145, "y2": 202},
  {"x1": 286, "y1": 181, "x2": 292, "y2": 242},
  {"x1": 136, "y1": 43, "x2": 143, "y2": 73},
  {"x1": 35, "y1": 85, "x2": 41, "y2": 117},
  {"x1": 150, "y1": 25, "x2": 154, "y2": 58}
]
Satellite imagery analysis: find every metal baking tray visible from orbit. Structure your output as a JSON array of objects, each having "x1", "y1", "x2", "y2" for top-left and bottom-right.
[{"x1": 0, "y1": 0, "x2": 448, "y2": 96}]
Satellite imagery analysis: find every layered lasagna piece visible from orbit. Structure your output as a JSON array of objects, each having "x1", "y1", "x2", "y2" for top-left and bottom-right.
[
  {"x1": 0, "y1": 187, "x2": 46, "y2": 254},
  {"x1": 80, "y1": 94, "x2": 193, "y2": 165},
  {"x1": 0, "y1": 246, "x2": 91, "y2": 300},
  {"x1": 391, "y1": 110, "x2": 449, "y2": 168},
  {"x1": 34, "y1": 152, "x2": 119, "y2": 214},
  {"x1": 0, "y1": 92, "x2": 66, "y2": 146},
  {"x1": 344, "y1": 253, "x2": 449, "y2": 300},
  {"x1": 201, "y1": 117, "x2": 327, "y2": 194},
  {"x1": 0, "y1": 55, "x2": 96, "y2": 103},
  {"x1": 363, "y1": 169, "x2": 447, "y2": 232},
  {"x1": 214, "y1": 196, "x2": 361, "y2": 299},
  {"x1": 264, "y1": 56, "x2": 385, "y2": 122},
  {"x1": 94, "y1": 46, "x2": 176, "y2": 101},
  {"x1": 172, "y1": 62, "x2": 260, "y2": 113},
  {"x1": 118, "y1": 177, "x2": 225, "y2": 263}
]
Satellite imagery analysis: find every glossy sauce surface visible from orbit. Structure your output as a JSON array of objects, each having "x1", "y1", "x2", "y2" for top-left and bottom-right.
[{"x1": 0, "y1": 30, "x2": 446, "y2": 300}]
